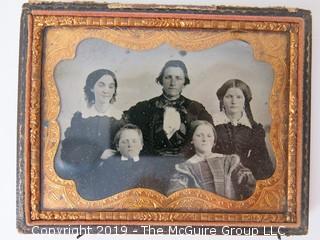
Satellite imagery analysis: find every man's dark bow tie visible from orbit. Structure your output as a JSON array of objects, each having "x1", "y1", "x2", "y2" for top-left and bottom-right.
[{"x1": 155, "y1": 95, "x2": 188, "y2": 114}]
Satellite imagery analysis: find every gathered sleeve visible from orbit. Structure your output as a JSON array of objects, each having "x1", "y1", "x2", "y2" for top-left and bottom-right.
[
  {"x1": 57, "y1": 112, "x2": 104, "y2": 179},
  {"x1": 231, "y1": 163, "x2": 256, "y2": 200},
  {"x1": 247, "y1": 123, "x2": 274, "y2": 179}
]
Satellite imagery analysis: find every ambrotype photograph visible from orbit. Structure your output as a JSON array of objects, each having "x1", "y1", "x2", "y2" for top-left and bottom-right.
[
  {"x1": 54, "y1": 39, "x2": 274, "y2": 200},
  {"x1": 17, "y1": 2, "x2": 311, "y2": 235}
]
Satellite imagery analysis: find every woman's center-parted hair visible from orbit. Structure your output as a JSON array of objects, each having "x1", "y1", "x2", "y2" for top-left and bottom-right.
[
  {"x1": 216, "y1": 79, "x2": 252, "y2": 107},
  {"x1": 113, "y1": 124, "x2": 144, "y2": 149},
  {"x1": 156, "y1": 60, "x2": 191, "y2": 86},
  {"x1": 84, "y1": 69, "x2": 118, "y2": 107},
  {"x1": 216, "y1": 79, "x2": 256, "y2": 126}
]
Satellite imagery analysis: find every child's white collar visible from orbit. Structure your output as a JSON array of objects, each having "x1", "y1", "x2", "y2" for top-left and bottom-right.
[
  {"x1": 187, "y1": 153, "x2": 225, "y2": 163},
  {"x1": 121, "y1": 155, "x2": 140, "y2": 162}
]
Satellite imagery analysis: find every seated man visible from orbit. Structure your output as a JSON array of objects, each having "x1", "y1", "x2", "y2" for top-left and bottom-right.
[
  {"x1": 123, "y1": 60, "x2": 213, "y2": 157},
  {"x1": 74, "y1": 124, "x2": 171, "y2": 200}
]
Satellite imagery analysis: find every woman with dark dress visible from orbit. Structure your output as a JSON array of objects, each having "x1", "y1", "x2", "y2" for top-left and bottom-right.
[
  {"x1": 213, "y1": 79, "x2": 274, "y2": 180},
  {"x1": 55, "y1": 69, "x2": 123, "y2": 179}
]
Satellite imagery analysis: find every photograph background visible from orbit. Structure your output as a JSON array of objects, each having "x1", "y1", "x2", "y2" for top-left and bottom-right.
[
  {"x1": 55, "y1": 39, "x2": 273, "y2": 138},
  {"x1": 2, "y1": 0, "x2": 319, "y2": 239},
  {"x1": 55, "y1": 38, "x2": 275, "y2": 162}
]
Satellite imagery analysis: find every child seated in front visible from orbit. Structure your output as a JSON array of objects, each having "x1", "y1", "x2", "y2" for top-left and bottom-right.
[
  {"x1": 167, "y1": 120, "x2": 256, "y2": 200},
  {"x1": 75, "y1": 124, "x2": 168, "y2": 200}
]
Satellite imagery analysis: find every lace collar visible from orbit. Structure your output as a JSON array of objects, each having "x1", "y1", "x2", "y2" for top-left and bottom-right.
[
  {"x1": 81, "y1": 104, "x2": 122, "y2": 120},
  {"x1": 212, "y1": 111, "x2": 252, "y2": 128}
]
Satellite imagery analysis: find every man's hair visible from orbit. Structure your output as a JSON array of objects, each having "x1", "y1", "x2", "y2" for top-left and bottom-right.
[{"x1": 155, "y1": 60, "x2": 190, "y2": 86}]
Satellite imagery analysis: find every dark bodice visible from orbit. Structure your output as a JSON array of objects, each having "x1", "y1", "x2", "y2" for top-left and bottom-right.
[
  {"x1": 124, "y1": 95, "x2": 213, "y2": 156},
  {"x1": 214, "y1": 122, "x2": 274, "y2": 180},
  {"x1": 56, "y1": 112, "x2": 123, "y2": 178}
]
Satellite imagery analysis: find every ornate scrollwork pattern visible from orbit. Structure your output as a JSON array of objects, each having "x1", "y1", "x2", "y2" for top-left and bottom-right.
[{"x1": 26, "y1": 13, "x2": 302, "y2": 224}]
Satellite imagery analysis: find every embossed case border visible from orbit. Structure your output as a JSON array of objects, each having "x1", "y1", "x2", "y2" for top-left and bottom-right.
[{"x1": 17, "y1": 2, "x2": 311, "y2": 235}]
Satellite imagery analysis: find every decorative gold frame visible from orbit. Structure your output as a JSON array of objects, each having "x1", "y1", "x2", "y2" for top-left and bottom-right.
[{"x1": 17, "y1": 3, "x2": 311, "y2": 235}]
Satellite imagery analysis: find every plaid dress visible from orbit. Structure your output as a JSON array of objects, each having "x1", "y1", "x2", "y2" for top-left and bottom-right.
[{"x1": 167, "y1": 154, "x2": 256, "y2": 200}]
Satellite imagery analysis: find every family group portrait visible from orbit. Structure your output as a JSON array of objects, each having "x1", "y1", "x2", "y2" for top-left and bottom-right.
[{"x1": 53, "y1": 38, "x2": 275, "y2": 201}]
